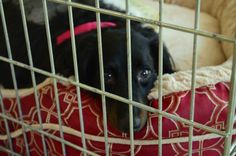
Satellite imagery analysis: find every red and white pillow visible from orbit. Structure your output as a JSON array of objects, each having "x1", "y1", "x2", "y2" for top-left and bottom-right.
[{"x1": 0, "y1": 81, "x2": 234, "y2": 156}]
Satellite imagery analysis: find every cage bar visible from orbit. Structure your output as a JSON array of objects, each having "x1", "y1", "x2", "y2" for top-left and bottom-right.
[
  {"x1": 0, "y1": 89, "x2": 13, "y2": 154},
  {"x1": 0, "y1": 55, "x2": 229, "y2": 137},
  {"x1": 0, "y1": 113, "x2": 99, "y2": 156},
  {"x1": 48, "y1": 0, "x2": 235, "y2": 43},
  {"x1": 1, "y1": 0, "x2": 235, "y2": 154},
  {"x1": 157, "y1": 0, "x2": 164, "y2": 155},
  {"x1": 0, "y1": 1, "x2": 30, "y2": 155},
  {"x1": 41, "y1": 0, "x2": 66, "y2": 155},
  {"x1": 18, "y1": 0, "x2": 48, "y2": 155},
  {"x1": 125, "y1": 0, "x2": 135, "y2": 155},
  {"x1": 0, "y1": 146, "x2": 21, "y2": 156},
  {"x1": 188, "y1": 0, "x2": 201, "y2": 155},
  {"x1": 67, "y1": 0, "x2": 87, "y2": 155},
  {"x1": 0, "y1": 111, "x2": 233, "y2": 145},
  {"x1": 94, "y1": 0, "x2": 109, "y2": 155},
  {"x1": 223, "y1": 39, "x2": 236, "y2": 156}
]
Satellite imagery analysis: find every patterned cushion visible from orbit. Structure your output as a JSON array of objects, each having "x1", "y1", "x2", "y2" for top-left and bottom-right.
[{"x1": 0, "y1": 82, "x2": 234, "y2": 155}]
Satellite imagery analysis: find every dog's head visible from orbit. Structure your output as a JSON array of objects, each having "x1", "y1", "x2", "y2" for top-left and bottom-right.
[{"x1": 57, "y1": 26, "x2": 174, "y2": 132}]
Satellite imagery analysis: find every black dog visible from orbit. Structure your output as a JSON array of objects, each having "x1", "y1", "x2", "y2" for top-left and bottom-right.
[{"x1": 0, "y1": 1, "x2": 174, "y2": 132}]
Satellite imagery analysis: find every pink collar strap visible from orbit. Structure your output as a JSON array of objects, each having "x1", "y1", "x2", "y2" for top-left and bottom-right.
[{"x1": 56, "y1": 21, "x2": 117, "y2": 45}]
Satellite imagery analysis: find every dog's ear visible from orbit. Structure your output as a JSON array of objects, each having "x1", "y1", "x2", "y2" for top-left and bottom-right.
[
  {"x1": 150, "y1": 35, "x2": 174, "y2": 74},
  {"x1": 55, "y1": 32, "x2": 99, "y2": 83},
  {"x1": 145, "y1": 29, "x2": 174, "y2": 74},
  {"x1": 75, "y1": 33, "x2": 100, "y2": 86},
  {"x1": 56, "y1": 32, "x2": 101, "y2": 87},
  {"x1": 54, "y1": 40, "x2": 74, "y2": 77}
]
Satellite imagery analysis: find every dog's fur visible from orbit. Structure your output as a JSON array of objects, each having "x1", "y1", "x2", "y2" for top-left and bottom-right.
[{"x1": 0, "y1": 0, "x2": 174, "y2": 132}]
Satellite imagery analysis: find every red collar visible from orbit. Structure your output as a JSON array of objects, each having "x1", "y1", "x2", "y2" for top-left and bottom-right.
[{"x1": 56, "y1": 21, "x2": 117, "y2": 45}]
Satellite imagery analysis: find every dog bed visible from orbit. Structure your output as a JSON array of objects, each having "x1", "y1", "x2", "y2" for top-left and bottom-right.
[
  {"x1": 0, "y1": 79, "x2": 235, "y2": 155},
  {"x1": 104, "y1": 0, "x2": 226, "y2": 71},
  {"x1": 0, "y1": 0, "x2": 236, "y2": 155}
]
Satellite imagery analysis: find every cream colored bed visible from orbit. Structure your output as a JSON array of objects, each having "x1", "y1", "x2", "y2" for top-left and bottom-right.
[{"x1": 102, "y1": 0, "x2": 236, "y2": 97}]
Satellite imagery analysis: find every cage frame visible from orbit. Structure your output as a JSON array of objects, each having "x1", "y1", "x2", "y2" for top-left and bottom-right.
[{"x1": 0, "y1": 0, "x2": 235, "y2": 155}]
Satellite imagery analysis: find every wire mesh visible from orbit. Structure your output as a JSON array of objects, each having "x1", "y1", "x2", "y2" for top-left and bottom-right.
[
  {"x1": 67, "y1": 0, "x2": 87, "y2": 155},
  {"x1": 0, "y1": 87, "x2": 13, "y2": 154},
  {"x1": 125, "y1": 0, "x2": 135, "y2": 155},
  {"x1": 0, "y1": 0, "x2": 235, "y2": 155},
  {"x1": 188, "y1": 0, "x2": 201, "y2": 155},
  {"x1": 0, "y1": 0, "x2": 30, "y2": 155},
  {"x1": 157, "y1": 0, "x2": 164, "y2": 155},
  {"x1": 0, "y1": 55, "x2": 229, "y2": 134},
  {"x1": 18, "y1": 0, "x2": 48, "y2": 155},
  {"x1": 41, "y1": 0, "x2": 66, "y2": 155},
  {"x1": 223, "y1": 38, "x2": 236, "y2": 156},
  {"x1": 95, "y1": 0, "x2": 109, "y2": 155}
]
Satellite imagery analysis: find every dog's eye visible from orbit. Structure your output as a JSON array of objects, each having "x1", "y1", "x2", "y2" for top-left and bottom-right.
[
  {"x1": 138, "y1": 69, "x2": 152, "y2": 84},
  {"x1": 104, "y1": 72, "x2": 114, "y2": 85}
]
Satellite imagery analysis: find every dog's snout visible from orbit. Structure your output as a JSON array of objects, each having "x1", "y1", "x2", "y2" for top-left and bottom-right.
[
  {"x1": 133, "y1": 107, "x2": 141, "y2": 128},
  {"x1": 132, "y1": 107, "x2": 145, "y2": 131}
]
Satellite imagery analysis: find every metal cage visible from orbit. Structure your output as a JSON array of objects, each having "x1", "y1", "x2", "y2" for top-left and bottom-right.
[{"x1": 0, "y1": 0, "x2": 235, "y2": 155}]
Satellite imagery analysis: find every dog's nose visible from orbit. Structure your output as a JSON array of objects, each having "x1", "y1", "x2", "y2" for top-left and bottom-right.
[{"x1": 133, "y1": 117, "x2": 141, "y2": 131}]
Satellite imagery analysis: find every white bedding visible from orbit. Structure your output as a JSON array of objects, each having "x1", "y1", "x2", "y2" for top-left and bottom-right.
[{"x1": 160, "y1": 4, "x2": 225, "y2": 70}]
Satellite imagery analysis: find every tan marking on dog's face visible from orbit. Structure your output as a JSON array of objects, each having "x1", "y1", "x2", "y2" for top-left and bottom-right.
[{"x1": 106, "y1": 99, "x2": 148, "y2": 132}]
